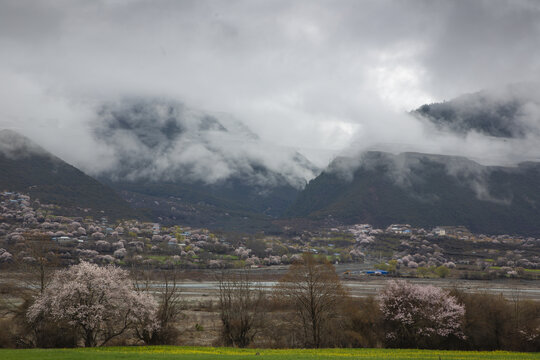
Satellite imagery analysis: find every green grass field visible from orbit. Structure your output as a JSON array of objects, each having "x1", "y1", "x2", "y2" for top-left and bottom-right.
[{"x1": 0, "y1": 346, "x2": 538, "y2": 360}]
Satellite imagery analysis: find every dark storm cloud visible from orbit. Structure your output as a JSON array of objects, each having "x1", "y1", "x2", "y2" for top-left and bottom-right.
[{"x1": 0, "y1": 0, "x2": 539, "y2": 181}]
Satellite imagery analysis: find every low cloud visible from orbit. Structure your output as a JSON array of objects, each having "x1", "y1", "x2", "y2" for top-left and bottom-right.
[
  {"x1": 91, "y1": 98, "x2": 317, "y2": 188},
  {"x1": 343, "y1": 83, "x2": 540, "y2": 168},
  {"x1": 0, "y1": 129, "x2": 46, "y2": 159},
  {"x1": 1, "y1": 1, "x2": 540, "y2": 188}
]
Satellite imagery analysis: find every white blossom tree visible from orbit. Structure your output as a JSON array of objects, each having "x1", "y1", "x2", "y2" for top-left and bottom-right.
[
  {"x1": 378, "y1": 280, "x2": 464, "y2": 348},
  {"x1": 27, "y1": 261, "x2": 157, "y2": 347}
]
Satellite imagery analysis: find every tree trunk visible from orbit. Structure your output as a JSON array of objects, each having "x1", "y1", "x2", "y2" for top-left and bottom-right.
[{"x1": 84, "y1": 329, "x2": 95, "y2": 347}]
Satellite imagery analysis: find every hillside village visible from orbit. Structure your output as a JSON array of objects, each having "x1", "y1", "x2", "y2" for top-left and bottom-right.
[{"x1": 1, "y1": 191, "x2": 539, "y2": 280}]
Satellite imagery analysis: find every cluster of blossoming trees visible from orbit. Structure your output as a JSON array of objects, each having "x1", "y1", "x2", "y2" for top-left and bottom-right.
[
  {"x1": 24, "y1": 256, "x2": 467, "y2": 348},
  {"x1": 18, "y1": 255, "x2": 538, "y2": 350}
]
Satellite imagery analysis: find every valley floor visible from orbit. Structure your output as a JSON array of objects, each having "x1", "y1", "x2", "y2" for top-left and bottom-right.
[{"x1": 0, "y1": 346, "x2": 538, "y2": 360}]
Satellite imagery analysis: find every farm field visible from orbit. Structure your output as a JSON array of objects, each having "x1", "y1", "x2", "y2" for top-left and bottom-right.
[{"x1": 0, "y1": 346, "x2": 538, "y2": 360}]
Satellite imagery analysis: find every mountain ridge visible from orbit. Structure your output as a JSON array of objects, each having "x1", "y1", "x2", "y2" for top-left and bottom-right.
[
  {"x1": 286, "y1": 151, "x2": 540, "y2": 235},
  {"x1": 0, "y1": 129, "x2": 141, "y2": 220}
]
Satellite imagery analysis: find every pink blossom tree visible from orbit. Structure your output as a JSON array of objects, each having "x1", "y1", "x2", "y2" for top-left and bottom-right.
[
  {"x1": 378, "y1": 280, "x2": 464, "y2": 348},
  {"x1": 27, "y1": 261, "x2": 157, "y2": 347}
]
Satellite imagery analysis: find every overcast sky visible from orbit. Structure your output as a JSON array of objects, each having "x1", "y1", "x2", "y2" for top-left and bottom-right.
[{"x1": 1, "y1": 0, "x2": 540, "y2": 173}]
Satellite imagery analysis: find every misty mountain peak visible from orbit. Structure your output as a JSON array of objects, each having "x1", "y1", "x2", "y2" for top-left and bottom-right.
[
  {"x1": 96, "y1": 98, "x2": 233, "y2": 150},
  {"x1": 414, "y1": 83, "x2": 540, "y2": 139},
  {"x1": 91, "y1": 98, "x2": 317, "y2": 188},
  {"x1": 0, "y1": 129, "x2": 47, "y2": 159}
]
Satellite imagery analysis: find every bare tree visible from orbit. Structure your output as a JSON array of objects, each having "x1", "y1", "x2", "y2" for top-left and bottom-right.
[
  {"x1": 274, "y1": 253, "x2": 347, "y2": 348},
  {"x1": 133, "y1": 266, "x2": 184, "y2": 345},
  {"x1": 19, "y1": 233, "x2": 60, "y2": 294},
  {"x1": 217, "y1": 271, "x2": 265, "y2": 347},
  {"x1": 0, "y1": 234, "x2": 64, "y2": 348}
]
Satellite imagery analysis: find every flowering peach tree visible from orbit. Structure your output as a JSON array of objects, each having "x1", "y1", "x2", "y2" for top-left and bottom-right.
[
  {"x1": 378, "y1": 280, "x2": 464, "y2": 348},
  {"x1": 27, "y1": 261, "x2": 157, "y2": 347}
]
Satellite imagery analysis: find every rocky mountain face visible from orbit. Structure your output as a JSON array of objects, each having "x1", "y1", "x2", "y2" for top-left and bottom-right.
[{"x1": 286, "y1": 151, "x2": 540, "y2": 236}]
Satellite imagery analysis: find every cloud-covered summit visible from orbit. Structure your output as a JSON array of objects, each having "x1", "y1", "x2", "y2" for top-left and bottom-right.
[
  {"x1": 414, "y1": 83, "x2": 540, "y2": 139},
  {"x1": 92, "y1": 98, "x2": 318, "y2": 188},
  {"x1": 0, "y1": 129, "x2": 46, "y2": 159},
  {"x1": 343, "y1": 83, "x2": 540, "y2": 169}
]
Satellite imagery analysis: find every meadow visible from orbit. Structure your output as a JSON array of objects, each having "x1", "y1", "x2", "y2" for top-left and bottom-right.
[{"x1": 0, "y1": 346, "x2": 538, "y2": 360}]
